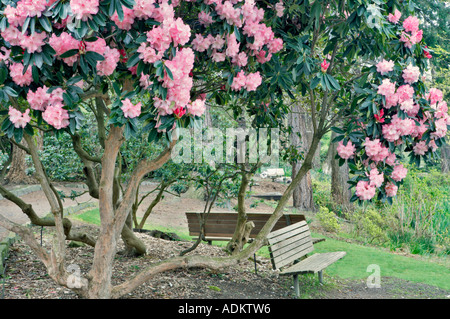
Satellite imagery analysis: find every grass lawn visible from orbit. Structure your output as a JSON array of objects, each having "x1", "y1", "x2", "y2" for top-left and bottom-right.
[{"x1": 71, "y1": 208, "x2": 450, "y2": 291}]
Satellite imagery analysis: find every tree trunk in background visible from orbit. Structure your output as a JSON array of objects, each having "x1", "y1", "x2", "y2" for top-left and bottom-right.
[
  {"x1": 289, "y1": 104, "x2": 315, "y2": 211},
  {"x1": 5, "y1": 142, "x2": 35, "y2": 184},
  {"x1": 441, "y1": 142, "x2": 450, "y2": 173},
  {"x1": 329, "y1": 131, "x2": 351, "y2": 208}
]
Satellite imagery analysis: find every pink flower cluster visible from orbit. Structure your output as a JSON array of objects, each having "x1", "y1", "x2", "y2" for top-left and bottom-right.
[
  {"x1": 355, "y1": 181, "x2": 376, "y2": 200},
  {"x1": 230, "y1": 70, "x2": 262, "y2": 92},
  {"x1": 364, "y1": 138, "x2": 389, "y2": 163},
  {"x1": 70, "y1": 0, "x2": 99, "y2": 21},
  {"x1": 388, "y1": 9, "x2": 401, "y2": 24},
  {"x1": 376, "y1": 59, "x2": 394, "y2": 74},
  {"x1": 139, "y1": 17, "x2": 191, "y2": 64},
  {"x1": 402, "y1": 64, "x2": 420, "y2": 84},
  {"x1": 8, "y1": 107, "x2": 31, "y2": 128},
  {"x1": 1, "y1": 26, "x2": 47, "y2": 54},
  {"x1": 336, "y1": 140, "x2": 356, "y2": 160},
  {"x1": 48, "y1": 32, "x2": 80, "y2": 66},
  {"x1": 155, "y1": 48, "x2": 195, "y2": 114},
  {"x1": 27, "y1": 87, "x2": 70, "y2": 130},
  {"x1": 4, "y1": 0, "x2": 48, "y2": 28},
  {"x1": 9, "y1": 63, "x2": 33, "y2": 87},
  {"x1": 399, "y1": 16, "x2": 423, "y2": 49},
  {"x1": 121, "y1": 99, "x2": 142, "y2": 118}
]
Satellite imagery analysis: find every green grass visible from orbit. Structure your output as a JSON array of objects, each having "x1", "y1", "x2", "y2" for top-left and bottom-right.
[
  {"x1": 71, "y1": 208, "x2": 450, "y2": 291},
  {"x1": 311, "y1": 234, "x2": 450, "y2": 291}
]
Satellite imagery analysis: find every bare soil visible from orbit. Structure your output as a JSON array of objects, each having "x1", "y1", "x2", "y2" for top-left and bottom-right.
[{"x1": 1, "y1": 180, "x2": 450, "y2": 300}]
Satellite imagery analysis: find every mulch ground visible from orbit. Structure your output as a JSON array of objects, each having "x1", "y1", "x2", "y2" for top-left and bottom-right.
[{"x1": 2, "y1": 224, "x2": 449, "y2": 300}]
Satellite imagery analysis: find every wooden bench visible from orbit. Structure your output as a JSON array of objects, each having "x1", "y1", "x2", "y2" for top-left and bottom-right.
[
  {"x1": 267, "y1": 220, "x2": 346, "y2": 297},
  {"x1": 185, "y1": 211, "x2": 309, "y2": 244}
]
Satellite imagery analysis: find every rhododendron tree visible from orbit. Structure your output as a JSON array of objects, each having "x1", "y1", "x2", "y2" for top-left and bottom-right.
[
  {"x1": 0, "y1": 0, "x2": 446, "y2": 299},
  {"x1": 331, "y1": 10, "x2": 449, "y2": 204},
  {"x1": 0, "y1": 0, "x2": 284, "y2": 298}
]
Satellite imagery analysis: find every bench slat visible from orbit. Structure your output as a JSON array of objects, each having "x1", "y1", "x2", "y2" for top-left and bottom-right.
[
  {"x1": 280, "y1": 252, "x2": 346, "y2": 275},
  {"x1": 267, "y1": 220, "x2": 308, "y2": 240}
]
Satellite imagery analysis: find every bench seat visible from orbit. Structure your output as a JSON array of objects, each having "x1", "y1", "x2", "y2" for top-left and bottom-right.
[{"x1": 267, "y1": 221, "x2": 346, "y2": 297}]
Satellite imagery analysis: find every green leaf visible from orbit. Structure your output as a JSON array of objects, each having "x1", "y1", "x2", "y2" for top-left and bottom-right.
[
  {"x1": 326, "y1": 74, "x2": 341, "y2": 90},
  {"x1": 163, "y1": 64, "x2": 173, "y2": 81},
  {"x1": 39, "y1": 16, "x2": 52, "y2": 32},
  {"x1": 310, "y1": 76, "x2": 320, "y2": 90},
  {"x1": 126, "y1": 53, "x2": 141, "y2": 68},
  {"x1": 60, "y1": 49, "x2": 79, "y2": 58}
]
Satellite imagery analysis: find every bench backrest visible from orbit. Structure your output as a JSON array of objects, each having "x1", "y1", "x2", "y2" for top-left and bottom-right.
[
  {"x1": 185, "y1": 212, "x2": 306, "y2": 239},
  {"x1": 267, "y1": 221, "x2": 314, "y2": 270}
]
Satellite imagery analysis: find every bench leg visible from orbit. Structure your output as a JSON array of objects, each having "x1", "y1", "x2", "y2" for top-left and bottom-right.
[
  {"x1": 318, "y1": 270, "x2": 323, "y2": 284},
  {"x1": 293, "y1": 275, "x2": 300, "y2": 297}
]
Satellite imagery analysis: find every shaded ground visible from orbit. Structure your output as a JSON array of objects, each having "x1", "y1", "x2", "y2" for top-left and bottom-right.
[{"x1": 1, "y1": 180, "x2": 449, "y2": 299}]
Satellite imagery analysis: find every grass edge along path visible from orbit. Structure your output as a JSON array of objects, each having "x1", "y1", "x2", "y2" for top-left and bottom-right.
[{"x1": 70, "y1": 208, "x2": 450, "y2": 291}]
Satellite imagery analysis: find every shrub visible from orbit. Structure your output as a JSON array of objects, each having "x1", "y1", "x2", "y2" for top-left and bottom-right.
[
  {"x1": 350, "y1": 207, "x2": 389, "y2": 245},
  {"x1": 316, "y1": 206, "x2": 341, "y2": 233}
]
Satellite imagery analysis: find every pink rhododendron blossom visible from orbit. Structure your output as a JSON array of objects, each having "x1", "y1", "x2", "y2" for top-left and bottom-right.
[
  {"x1": 147, "y1": 25, "x2": 172, "y2": 53},
  {"x1": 275, "y1": 1, "x2": 285, "y2": 17},
  {"x1": 434, "y1": 101, "x2": 448, "y2": 119},
  {"x1": 413, "y1": 140, "x2": 428, "y2": 156},
  {"x1": 321, "y1": 59, "x2": 330, "y2": 72},
  {"x1": 211, "y1": 50, "x2": 226, "y2": 62},
  {"x1": 0, "y1": 47, "x2": 11, "y2": 62},
  {"x1": 173, "y1": 106, "x2": 186, "y2": 119},
  {"x1": 42, "y1": 105, "x2": 70, "y2": 129},
  {"x1": 8, "y1": 107, "x2": 30, "y2": 128},
  {"x1": 111, "y1": 6, "x2": 135, "y2": 30},
  {"x1": 1, "y1": 26, "x2": 23, "y2": 46},
  {"x1": 400, "y1": 30, "x2": 423, "y2": 48},
  {"x1": 403, "y1": 16, "x2": 420, "y2": 33},
  {"x1": 369, "y1": 145, "x2": 389, "y2": 162},
  {"x1": 232, "y1": 52, "x2": 248, "y2": 67},
  {"x1": 368, "y1": 168, "x2": 384, "y2": 188},
  {"x1": 48, "y1": 32, "x2": 80, "y2": 66},
  {"x1": 384, "y1": 93, "x2": 399, "y2": 109},
  {"x1": 355, "y1": 180, "x2": 376, "y2": 200},
  {"x1": 70, "y1": 0, "x2": 99, "y2": 20},
  {"x1": 245, "y1": 71, "x2": 262, "y2": 91},
  {"x1": 154, "y1": 97, "x2": 174, "y2": 116},
  {"x1": 336, "y1": 140, "x2": 355, "y2": 159},
  {"x1": 256, "y1": 50, "x2": 272, "y2": 64},
  {"x1": 431, "y1": 117, "x2": 448, "y2": 139},
  {"x1": 187, "y1": 99, "x2": 206, "y2": 117},
  {"x1": 377, "y1": 79, "x2": 396, "y2": 97},
  {"x1": 402, "y1": 64, "x2": 420, "y2": 84},
  {"x1": 376, "y1": 59, "x2": 394, "y2": 74},
  {"x1": 198, "y1": 11, "x2": 214, "y2": 26},
  {"x1": 391, "y1": 164, "x2": 407, "y2": 182},
  {"x1": 137, "y1": 43, "x2": 161, "y2": 64},
  {"x1": 133, "y1": 0, "x2": 155, "y2": 19},
  {"x1": 385, "y1": 182, "x2": 398, "y2": 197},
  {"x1": 388, "y1": 9, "x2": 401, "y2": 24},
  {"x1": 426, "y1": 88, "x2": 443, "y2": 105},
  {"x1": 399, "y1": 99, "x2": 415, "y2": 113},
  {"x1": 385, "y1": 152, "x2": 396, "y2": 166},
  {"x1": 231, "y1": 70, "x2": 247, "y2": 91},
  {"x1": 20, "y1": 32, "x2": 47, "y2": 53},
  {"x1": 97, "y1": 47, "x2": 120, "y2": 76},
  {"x1": 9, "y1": 63, "x2": 33, "y2": 87},
  {"x1": 364, "y1": 138, "x2": 383, "y2": 157},
  {"x1": 121, "y1": 99, "x2": 142, "y2": 118},
  {"x1": 192, "y1": 33, "x2": 212, "y2": 52},
  {"x1": 225, "y1": 33, "x2": 240, "y2": 57},
  {"x1": 27, "y1": 86, "x2": 51, "y2": 111},
  {"x1": 396, "y1": 84, "x2": 414, "y2": 103},
  {"x1": 166, "y1": 18, "x2": 191, "y2": 46},
  {"x1": 268, "y1": 38, "x2": 283, "y2": 54}
]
